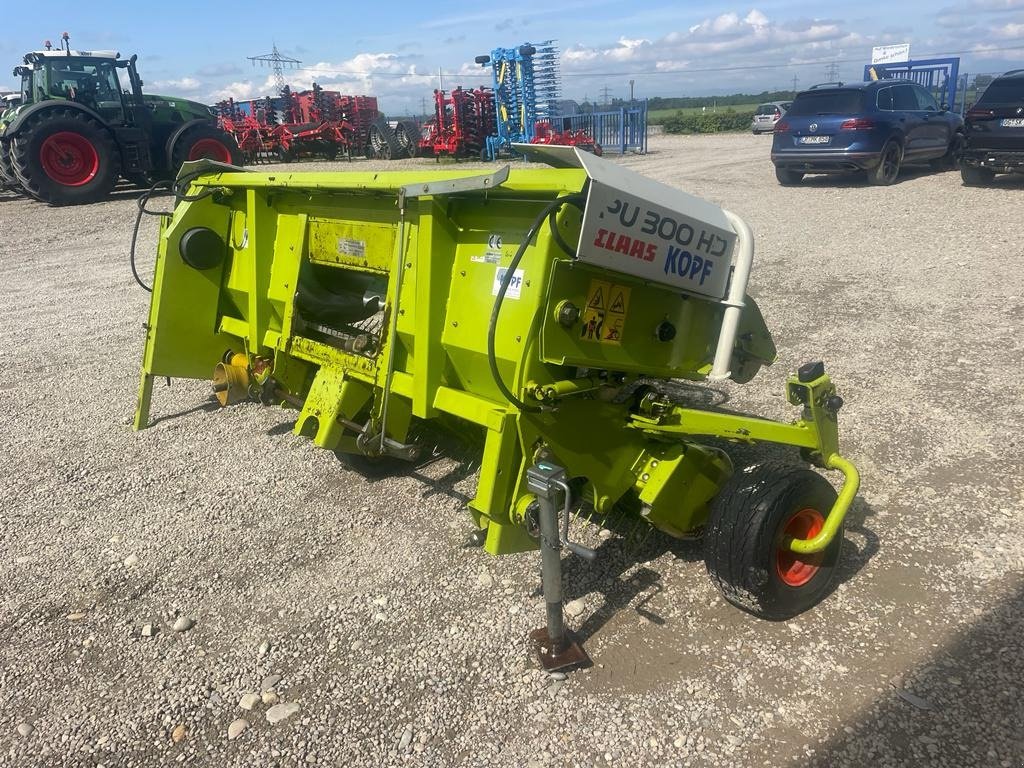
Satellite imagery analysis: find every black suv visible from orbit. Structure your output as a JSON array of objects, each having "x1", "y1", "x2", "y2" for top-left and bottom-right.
[{"x1": 961, "y1": 69, "x2": 1024, "y2": 185}]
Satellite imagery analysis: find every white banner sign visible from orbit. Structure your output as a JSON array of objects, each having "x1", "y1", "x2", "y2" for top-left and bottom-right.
[{"x1": 872, "y1": 44, "x2": 911, "y2": 65}]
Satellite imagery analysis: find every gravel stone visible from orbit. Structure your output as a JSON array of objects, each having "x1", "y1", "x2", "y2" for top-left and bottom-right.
[
  {"x1": 238, "y1": 693, "x2": 260, "y2": 711},
  {"x1": 398, "y1": 726, "x2": 413, "y2": 751},
  {"x1": 261, "y1": 673, "x2": 282, "y2": 691},
  {"x1": 16, "y1": 723, "x2": 33, "y2": 737},
  {"x1": 266, "y1": 702, "x2": 300, "y2": 725},
  {"x1": 141, "y1": 623, "x2": 156, "y2": 637},
  {"x1": 123, "y1": 553, "x2": 139, "y2": 567},
  {"x1": 564, "y1": 598, "x2": 586, "y2": 618},
  {"x1": 228, "y1": 718, "x2": 249, "y2": 740},
  {"x1": 171, "y1": 616, "x2": 195, "y2": 633}
]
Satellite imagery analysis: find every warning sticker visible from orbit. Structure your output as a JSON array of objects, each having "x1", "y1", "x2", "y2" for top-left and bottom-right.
[
  {"x1": 337, "y1": 237, "x2": 366, "y2": 257},
  {"x1": 580, "y1": 278, "x2": 631, "y2": 345},
  {"x1": 492, "y1": 267, "x2": 524, "y2": 300}
]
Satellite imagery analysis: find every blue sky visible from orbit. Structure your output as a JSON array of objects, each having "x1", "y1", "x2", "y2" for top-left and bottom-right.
[{"x1": 3, "y1": 1, "x2": 1023, "y2": 112}]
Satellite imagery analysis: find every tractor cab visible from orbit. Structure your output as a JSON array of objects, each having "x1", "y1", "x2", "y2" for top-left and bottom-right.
[{"x1": 15, "y1": 48, "x2": 154, "y2": 130}]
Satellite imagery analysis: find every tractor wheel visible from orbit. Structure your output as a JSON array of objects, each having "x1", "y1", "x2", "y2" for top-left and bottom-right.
[
  {"x1": 10, "y1": 108, "x2": 120, "y2": 205},
  {"x1": 704, "y1": 462, "x2": 843, "y2": 621},
  {"x1": 368, "y1": 117, "x2": 400, "y2": 160},
  {"x1": 170, "y1": 124, "x2": 241, "y2": 172},
  {"x1": 0, "y1": 139, "x2": 19, "y2": 191},
  {"x1": 867, "y1": 140, "x2": 902, "y2": 186},
  {"x1": 321, "y1": 145, "x2": 339, "y2": 161}
]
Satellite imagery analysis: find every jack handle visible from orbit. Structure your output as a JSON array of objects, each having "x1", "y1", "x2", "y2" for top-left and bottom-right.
[{"x1": 553, "y1": 479, "x2": 598, "y2": 561}]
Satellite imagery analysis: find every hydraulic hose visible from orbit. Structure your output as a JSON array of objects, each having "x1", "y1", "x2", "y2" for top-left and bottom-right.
[
  {"x1": 487, "y1": 194, "x2": 585, "y2": 413},
  {"x1": 129, "y1": 171, "x2": 223, "y2": 293}
]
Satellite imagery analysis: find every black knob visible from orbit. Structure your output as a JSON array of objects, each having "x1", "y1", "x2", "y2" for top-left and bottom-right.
[
  {"x1": 798, "y1": 360, "x2": 825, "y2": 382},
  {"x1": 557, "y1": 302, "x2": 580, "y2": 327},
  {"x1": 655, "y1": 321, "x2": 677, "y2": 342},
  {"x1": 826, "y1": 395, "x2": 844, "y2": 413}
]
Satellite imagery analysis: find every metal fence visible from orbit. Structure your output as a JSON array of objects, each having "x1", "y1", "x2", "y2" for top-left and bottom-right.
[{"x1": 562, "y1": 101, "x2": 648, "y2": 154}]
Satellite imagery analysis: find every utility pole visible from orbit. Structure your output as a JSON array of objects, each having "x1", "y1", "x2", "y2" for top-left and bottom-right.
[
  {"x1": 599, "y1": 85, "x2": 612, "y2": 106},
  {"x1": 629, "y1": 79, "x2": 635, "y2": 103},
  {"x1": 421, "y1": 96, "x2": 427, "y2": 118},
  {"x1": 248, "y1": 43, "x2": 301, "y2": 93},
  {"x1": 791, "y1": 73, "x2": 799, "y2": 94}
]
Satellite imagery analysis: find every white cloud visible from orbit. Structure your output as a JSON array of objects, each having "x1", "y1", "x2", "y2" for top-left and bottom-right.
[
  {"x1": 209, "y1": 81, "x2": 257, "y2": 102},
  {"x1": 745, "y1": 9, "x2": 770, "y2": 28},
  {"x1": 152, "y1": 76, "x2": 201, "y2": 91},
  {"x1": 993, "y1": 20, "x2": 1024, "y2": 36}
]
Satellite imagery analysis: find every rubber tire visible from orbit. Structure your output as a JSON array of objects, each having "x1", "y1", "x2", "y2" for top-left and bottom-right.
[
  {"x1": 10, "y1": 108, "x2": 120, "y2": 205},
  {"x1": 704, "y1": 462, "x2": 843, "y2": 621},
  {"x1": 775, "y1": 167, "x2": 803, "y2": 186},
  {"x1": 930, "y1": 132, "x2": 965, "y2": 171},
  {"x1": 961, "y1": 164, "x2": 995, "y2": 186},
  {"x1": 169, "y1": 123, "x2": 242, "y2": 173},
  {"x1": 867, "y1": 141, "x2": 902, "y2": 186},
  {"x1": 0, "y1": 139, "x2": 18, "y2": 191},
  {"x1": 368, "y1": 117, "x2": 400, "y2": 160},
  {"x1": 396, "y1": 120, "x2": 420, "y2": 158}
]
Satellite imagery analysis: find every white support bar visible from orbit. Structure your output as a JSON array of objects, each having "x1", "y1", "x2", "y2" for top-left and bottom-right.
[{"x1": 708, "y1": 210, "x2": 754, "y2": 381}]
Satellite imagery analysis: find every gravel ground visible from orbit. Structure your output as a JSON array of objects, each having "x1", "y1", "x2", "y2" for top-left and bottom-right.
[{"x1": 1, "y1": 132, "x2": 1022, "y2": 768}]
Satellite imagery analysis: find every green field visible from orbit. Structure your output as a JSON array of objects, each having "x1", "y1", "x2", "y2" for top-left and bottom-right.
[{"x1": 649, "y1": 102, "x2": 759, "y2": 124}]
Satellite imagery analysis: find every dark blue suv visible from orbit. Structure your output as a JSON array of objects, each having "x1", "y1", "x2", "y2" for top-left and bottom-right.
[{"x1": 771, "y1": 80, "x2": 965, "y2": 185}]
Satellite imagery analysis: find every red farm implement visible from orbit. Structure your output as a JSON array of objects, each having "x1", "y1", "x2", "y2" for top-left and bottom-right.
[
  {"x1": 531, "y1": 121, "x2": 602, "y2": 155},
  {"x1": 216, "y1": 98, "x2": 280, "y2": 163},
  {"x1": 418, "y1": 87, "x2": 495, "y2": 160},
  {"x1": 216, "y1": 85, "x2": 414, "y2": 162}
]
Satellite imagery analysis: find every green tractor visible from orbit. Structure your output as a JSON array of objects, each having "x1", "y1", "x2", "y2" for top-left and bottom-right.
[{"x1": 0, "y1": 34, "x2": 240, "y2": 205}]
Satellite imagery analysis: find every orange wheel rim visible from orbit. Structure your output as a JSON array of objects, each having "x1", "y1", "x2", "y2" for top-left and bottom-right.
[{"x1": 776, "y1": 508, "x2": 826, "y2": 587}]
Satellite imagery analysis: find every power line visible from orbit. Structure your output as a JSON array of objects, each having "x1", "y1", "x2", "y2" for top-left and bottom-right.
[{"x1": 266, "y1": 43, "x2": 1024, "y2": 81}]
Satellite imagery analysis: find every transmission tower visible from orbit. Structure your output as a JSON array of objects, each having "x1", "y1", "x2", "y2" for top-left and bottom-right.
[
  {"x1": 248, "y1": 44, "x2": 302, "y2": 92},
  {"x1": 825, "y1": 61, "x2": 839, "y2": 82},
  {"x1": 791, "y1": 74, "x2": 800, "y2": 93},
  {"x1": 599, "y1": 85, "x2": 613, "y2": 106}
]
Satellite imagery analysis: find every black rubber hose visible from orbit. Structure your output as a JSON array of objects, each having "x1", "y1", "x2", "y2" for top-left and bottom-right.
[
  {"x1": 130, "y1": 172, "x2": 225, "y2": 292},
  {"x1": 487, "y1": 194, "x2": 585, "y2": 413}
]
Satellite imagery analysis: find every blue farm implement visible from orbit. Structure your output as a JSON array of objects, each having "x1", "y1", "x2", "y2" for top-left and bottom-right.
[{"x1": 476, "y1": 41, "x2": 571, "y2": 160}]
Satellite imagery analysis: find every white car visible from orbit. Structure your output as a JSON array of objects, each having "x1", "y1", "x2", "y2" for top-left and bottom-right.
[{"x1": 751, "y1": 101, "x2": 792, "y2": 134}]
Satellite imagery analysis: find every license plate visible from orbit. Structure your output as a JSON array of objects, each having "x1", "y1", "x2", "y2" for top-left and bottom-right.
[
  {"x1": 799, "y1": 136, "x2": 831, "y2": 144},
  {"x1": 1000, "y1": 118, "x2": 1024, "y2": 127}
]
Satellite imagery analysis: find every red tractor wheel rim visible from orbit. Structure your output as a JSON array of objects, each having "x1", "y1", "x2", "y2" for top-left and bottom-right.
[
  {"x1": 187, "y1": 138, "x2": 233, "y2": 162},
  {"x1": 776, "y1": 508, "x2": 826, "y2": 587},
  {"x1": 39, "y1": 132, "x2": 99, "y2": 186}
]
